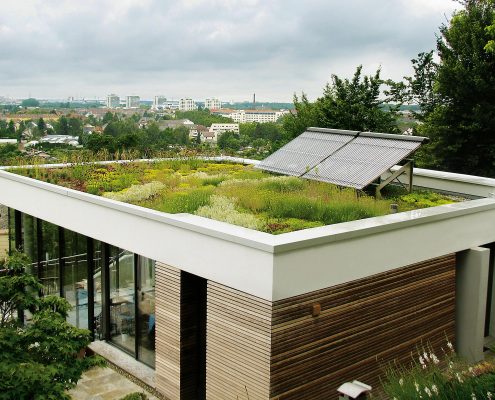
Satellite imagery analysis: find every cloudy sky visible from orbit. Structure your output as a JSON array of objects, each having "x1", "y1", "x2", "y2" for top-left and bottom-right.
[{"x1": 0, "y1": 0, "x2": 459, "y2": 102}]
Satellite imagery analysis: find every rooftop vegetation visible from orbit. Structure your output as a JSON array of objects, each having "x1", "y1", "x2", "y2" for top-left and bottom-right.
[{"x1": 12, "y1": 160, "x2": 460, "y2": 234}]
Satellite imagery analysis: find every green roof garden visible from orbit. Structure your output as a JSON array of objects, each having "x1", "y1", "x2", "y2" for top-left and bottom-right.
[{"x1": 11, "y1": 159, "x2": 461, "y2": 234}]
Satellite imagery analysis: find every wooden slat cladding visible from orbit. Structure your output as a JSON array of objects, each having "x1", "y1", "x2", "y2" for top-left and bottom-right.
[
  {"x1": 271, "y1": 254, "x2": 456, "y2": 400},
  {"x1": 206, "y1": 281, "x2": 272, "y2": 400},
  {"x1": 155, "y1": 262, "x2": 181, "y2": 400}
]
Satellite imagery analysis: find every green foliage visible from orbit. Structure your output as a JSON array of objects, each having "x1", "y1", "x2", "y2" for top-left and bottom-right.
[
  {"x1": 382, "y1": 341, "x2": 495, "y2": 400},
  {"x1": 119, "y1": 393, "x2": 148, "y2": 400},
  {"x1": 0, "y1": 144, "x2": 21, "y2": 165},
  {"x1": 284, "y1": 66, "x2": 400, "y2": 140},
  {"x1": 0, "y1": 253, "x2": 102, "y2": 400},
  {"x1": 175, "y1": 110, "x2": 233, "y2": 126},
  {"x1": 13, "y1": 161, "x2": 460, "y2": 233},
  {"x1": 399, "y1": 191, "x2": 454, "y2": 209},
  {"x1": 217, "y1": 131, "x2": 241, "y2": 150},
  {"x1": 0, "y1": 251, "x2": 41, "y2": 327},
  {"x1": 412, "y1": 0, "x2": 495, "y2": 177},
  {"x1": 21, "y1": 98, "x2": 40, "y2": 108},
  {"x1": 387, "y1": 51, "x2": 439, "y2": 120}
]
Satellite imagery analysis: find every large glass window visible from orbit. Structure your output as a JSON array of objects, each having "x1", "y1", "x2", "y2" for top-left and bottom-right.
[
  {"x1": 137, "y1": 256, "x2": 155, "y2": 366},
  {"x1": 62, "y1": 229, "x2": 88, "y2": 329},
  {"x1": 40, "y1": 221, "x2": 60, "y2": 296},
  {"x1": 93, "y1": 240, "x2": 103, "y2": 339},
  {"x1": 22, "y1": 213, "x2": 38, "y2": 275},
  {"x1": 109, "y1": 247, "x2": 135, "y2": 355},
  {"x1": 7, "y1": 208, "x2": 15, "y2": 254}
]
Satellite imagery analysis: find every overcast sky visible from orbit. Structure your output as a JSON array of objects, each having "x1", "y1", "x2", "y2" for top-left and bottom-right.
[{"x1": 0, "y1": 0, "x2": 459, "y2": 102}]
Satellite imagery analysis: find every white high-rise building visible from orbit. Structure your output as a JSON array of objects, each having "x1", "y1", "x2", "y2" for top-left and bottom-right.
[
  {"x1": 106, "y1": 94, "x2": 120, "y2": 109},
  {"x1": 153, "y1": 96, "x2": 167, "y2": 109},
  {"x1": 179, "y1": 98, "x2": 198, "y2": 111},
  {"x1": 204, "y1": 98, "x2": 222, "y2": 110},
  {"x1": 126, "y1": 95, "x2": 140, "y2": 109}
]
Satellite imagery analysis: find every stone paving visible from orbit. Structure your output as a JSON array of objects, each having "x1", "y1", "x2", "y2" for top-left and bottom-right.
[{"x1": 68, "y1": 366, "x2": 159, "y2": 400}]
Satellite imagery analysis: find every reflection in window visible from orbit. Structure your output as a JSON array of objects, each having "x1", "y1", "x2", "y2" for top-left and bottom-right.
[
  {"x1": 138, "y1": 256, "x2": 155, "y2": 367},
  {"x1": 40, "y1": 221, "x2": 59, "y2": 296},
  {"x1": 62, "y1": 229, "x2": 88, "y2": 329},
  {"x1": 109, "y1": 247, "x2": 135, "y2": 354}
]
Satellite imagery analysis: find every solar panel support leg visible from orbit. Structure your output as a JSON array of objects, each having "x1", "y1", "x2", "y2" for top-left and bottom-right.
[{"x1": 375, "y1": 160, "x2": 413, "y2": 199}]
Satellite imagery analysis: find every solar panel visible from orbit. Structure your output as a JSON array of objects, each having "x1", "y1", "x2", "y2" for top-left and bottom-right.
[
  {"x1": 257, "y1": 128, "x2": 426, "y2": 190},
  {"x1": 304, "y1": 133, "x2": 423, "y2": 189},
  {"x1": 256, "y1": 128, "x2": 358, "y2": 176}
]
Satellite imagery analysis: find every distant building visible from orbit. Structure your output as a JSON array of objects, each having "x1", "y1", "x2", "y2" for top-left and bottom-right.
[
  {"x1": 153, "y1": 96, "x2": 167, "y2": 110},
  {"x1": 39, "y1": 135, "x2": 80, "y2": 146},
  {"x1": 179, "y1": 98, "x2": 198, "y2": 112},
  {"x1": 157, "y1": 119, "x2": 194, "y2": 131},
  {"x1": 204, "y1": 98, "x2": 222, "y2": 110},
  {"x1": 209, "y1": 123, "x2": 239, "y2": 142},
  {"x1": 106, "y1": 94, "x2": 120, "y2": 109},
  {"x1": 126, "y1": 96, "x2": 140, "y2": 109},
  {"x1": 212, "y1": 109, "x2": 290, "y2": 123},
  {"x1": 83, "y1": 124, "x2": 95, "y2": 135}
]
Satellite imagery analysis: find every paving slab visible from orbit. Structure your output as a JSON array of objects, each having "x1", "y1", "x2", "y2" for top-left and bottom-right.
[{"x1": 68, "y1": 366, "x2": 159, "y2": 400}]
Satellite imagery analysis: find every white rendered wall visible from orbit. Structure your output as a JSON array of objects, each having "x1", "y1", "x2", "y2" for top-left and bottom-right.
[
  {"x1": 456, "y1": 247, "x2": 490, "y2": 363},
  {"x1": 382, "y1": 166, "x2": 495, "y2": 198}
]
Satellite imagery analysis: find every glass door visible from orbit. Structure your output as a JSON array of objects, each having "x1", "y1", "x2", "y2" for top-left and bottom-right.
[
  {"x1": 137, "y1": 256, "x2": 155, "y2": 366},
  {"x1": 109, "y1": 247, "x2": 135, "y2": 355}
]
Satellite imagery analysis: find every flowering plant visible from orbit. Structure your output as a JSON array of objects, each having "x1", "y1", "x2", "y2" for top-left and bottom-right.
[{"x1": 382, "y1": 340, "x2": 495, "y2": 400}]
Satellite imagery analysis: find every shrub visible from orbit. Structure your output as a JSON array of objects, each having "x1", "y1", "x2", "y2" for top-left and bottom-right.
[
  {"x1": 103, "y1": 181, "x2": 165, "y2": 203},
  {"x1": 0, "y1": 253, "x2": 104, "y2": 400},
  {"x1": 119, "y1": 392, "x2": 148, "y2": 400},
  {"x1": 382, "y1": 341, "x2": 495, "y2": 400},
  {"x1": 196, "y1": 195, "x2": 264, "y2": 230}
]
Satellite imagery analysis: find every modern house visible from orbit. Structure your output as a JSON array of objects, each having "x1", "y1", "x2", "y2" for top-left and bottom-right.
[{"x1": 1, "y1": 143, "x2": 495, "y2": 399}]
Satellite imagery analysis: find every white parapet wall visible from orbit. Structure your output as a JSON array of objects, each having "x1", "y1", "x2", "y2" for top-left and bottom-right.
[
  {"x1": 1, "y1": 165, "x2": 495, "y2": 301},
  {"x1": 382, "y1": 166, "x2": 495, "y2": 198}
]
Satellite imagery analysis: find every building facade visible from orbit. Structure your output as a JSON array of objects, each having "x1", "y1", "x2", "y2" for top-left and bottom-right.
[
  {"x1": 204, "y1": 98, "x2": 222, "y2": 110},
  {"x1": 126, "y1": 96, "x2": 140, "y2": 109},
  {"x1": 152, "y1": 96, "x2": 167, "y2": 110},
  {"x1": 207, "y1": 123, "x2": 239, "y2": 142},
  {"x1": 214, "y1": 109, "x2": 290, "y2": 123},
  {"x1": 179, "y1": 98, "x2": 198, "y2": 111},
  {"x1": 106, "y1": 94, "x2": 120, "y2": 109},
  {"x1": 1, "y1": 162, "x2": 495, "y2": 399}
]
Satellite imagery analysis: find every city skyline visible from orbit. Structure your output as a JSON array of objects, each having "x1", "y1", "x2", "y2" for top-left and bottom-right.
[{"x1": 1, "y1": 0, "x2": 458, "y2": 102}]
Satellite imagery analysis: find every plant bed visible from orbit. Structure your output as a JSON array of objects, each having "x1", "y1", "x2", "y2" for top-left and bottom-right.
[
  {"x1": 11, "y1": 160, "x2": 462, "y2": 233},
  {"x1": 382, "y1": 342, "x2": 495, "y2": 400}
]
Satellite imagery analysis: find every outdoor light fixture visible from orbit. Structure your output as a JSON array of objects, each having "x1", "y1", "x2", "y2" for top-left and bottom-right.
[{"x1": 337, "y1": 380, "x2": 372, "y2": 399}]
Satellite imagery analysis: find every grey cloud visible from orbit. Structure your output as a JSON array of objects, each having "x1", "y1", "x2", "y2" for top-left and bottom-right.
[{"x1": 0, "y1": 0, "x2": 459, "y2": 100}]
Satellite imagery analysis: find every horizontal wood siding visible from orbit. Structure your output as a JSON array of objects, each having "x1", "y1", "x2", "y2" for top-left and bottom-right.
[
  {"x1": 206, "y1": 281, "x2": 272, "y2": 400},
  {"x1": 271, "y1": 254, "x2": 456, "y2": 399},
  {"x1": 155, "y1": 262, "x2": 181, "y2": 400}
]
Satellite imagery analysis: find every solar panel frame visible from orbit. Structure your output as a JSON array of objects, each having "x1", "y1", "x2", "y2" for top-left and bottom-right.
[
  {"x1": 255, "y1": 128, "x2": 359, "y2": 176},
  {"x1": 303, "y1": 135, "x2": 423, "y2": 189},
  {"x1": 257, "y1": 128, "x2": 427, "y2": 190}
]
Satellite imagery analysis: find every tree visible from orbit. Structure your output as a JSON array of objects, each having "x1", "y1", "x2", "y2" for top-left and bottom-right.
[
  {"x1": 37, "y1": 117, "x2": 46, "y2": 133},
  {"x1": 387, "y1": 51, "x2": 439, "y2": 121},
  {"x1": 417, "y1": 0, "x2": 495, "y2": 176},
  {"x1": 217, "y1": 131, "x2": 241, "y2": 150},
  {"x1": 57, "y1": 116, "x2": 70, "y2": 135},
  {"x1": 21, "y1": 98, "x2": 40, "y2": 108},
  {"x1": 86, "y1": 134, "x2": 117, "y2": 153},
  {"x1": 283, "y1": 66, "x2": 400, "y2": 140},
  {"x1": 0, "y1": 252, "x2": 103, "y2": 399}
]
